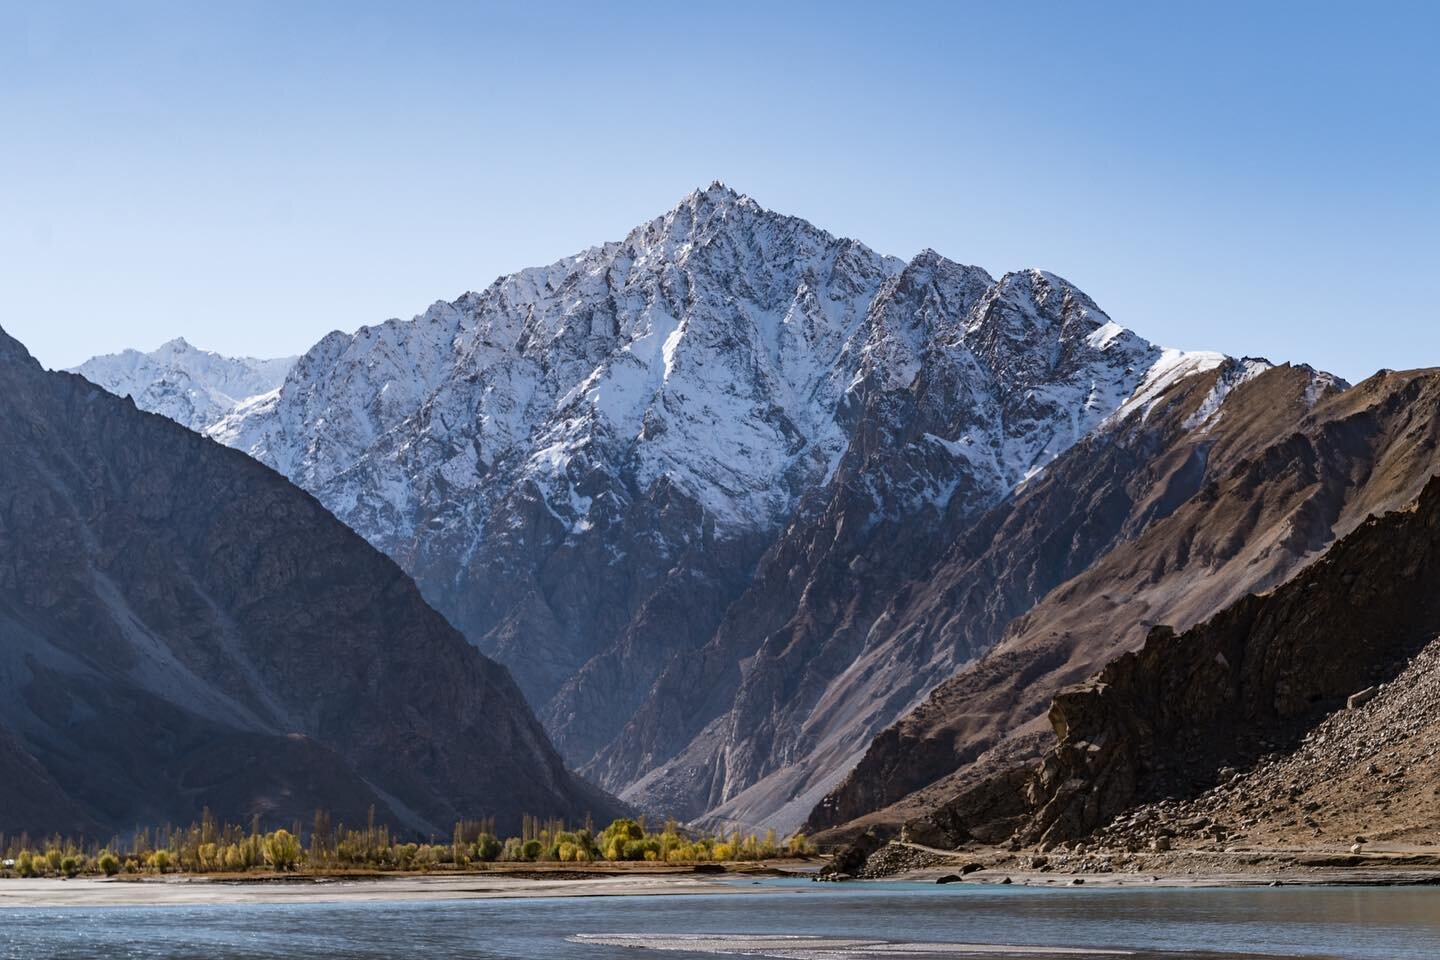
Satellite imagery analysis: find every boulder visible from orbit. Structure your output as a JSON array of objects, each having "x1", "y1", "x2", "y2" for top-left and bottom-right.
[{"x1": 1348, "y1": 687, "x2": 1379, "y2": 710}]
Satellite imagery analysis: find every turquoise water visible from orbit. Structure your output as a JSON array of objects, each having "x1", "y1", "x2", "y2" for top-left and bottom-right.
[{"x1": 2, "y1": 880, "x2": 1439, "y2": 958}]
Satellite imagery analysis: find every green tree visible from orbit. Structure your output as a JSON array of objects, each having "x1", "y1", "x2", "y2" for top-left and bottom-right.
[
  {"x1": 97, "y1": 851, "x2": 121, "y2": 876},
  {"x1": 263, "y1": 829, "x2": 302, "y2": 871},
  {"x1": 603, "y1": 818, "x2": 645, "y2": 842}
]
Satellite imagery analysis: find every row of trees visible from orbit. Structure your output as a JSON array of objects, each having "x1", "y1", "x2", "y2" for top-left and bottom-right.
[{"x1": 0, "y1": 809, "x2": 815, "y2": 878}]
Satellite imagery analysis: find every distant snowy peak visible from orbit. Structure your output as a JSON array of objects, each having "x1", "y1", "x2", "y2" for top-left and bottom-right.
[{"x1": 73, "y1": 339, "x2": 297, "y2": 433}]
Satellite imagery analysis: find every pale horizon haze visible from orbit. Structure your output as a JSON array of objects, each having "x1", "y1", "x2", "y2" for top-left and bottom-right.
[{"x1": 1, "y1": 0, "x2": 1436, "y2": 383}]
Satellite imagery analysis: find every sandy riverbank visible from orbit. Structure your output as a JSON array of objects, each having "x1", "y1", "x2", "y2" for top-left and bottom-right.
[
  {"x1": 8, "y1": 847, "x2": 1439, "y2": 909},
  {"x1": 0, "y1": 870, "x2": 801, "y2": 909}
]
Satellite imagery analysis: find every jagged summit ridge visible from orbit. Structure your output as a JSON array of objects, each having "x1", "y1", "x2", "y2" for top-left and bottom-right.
[{"x1": 209, "y1": 187, "x2": 1195, "y2": 550}]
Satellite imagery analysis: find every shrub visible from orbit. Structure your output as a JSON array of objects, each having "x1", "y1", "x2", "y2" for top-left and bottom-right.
[
  {"x1": 15, "y1": 851, "x2": 36, "y2": 878},
  {"x1": 97, "y1": 852, "x2": 120, "y2": 877},
  {"x1": 472, "y1": 833, "x2": 501, "y2": 862}
]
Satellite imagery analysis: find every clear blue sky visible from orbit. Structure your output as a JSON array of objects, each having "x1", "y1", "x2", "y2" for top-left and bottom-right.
[{"x1": 2, "y1": 1, "x2": 1435, "y2": 381}]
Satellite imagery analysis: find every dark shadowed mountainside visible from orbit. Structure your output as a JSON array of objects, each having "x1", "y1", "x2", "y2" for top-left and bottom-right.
[{"x1": 0, "y1": 323, "x2": 621, "y2": 838}]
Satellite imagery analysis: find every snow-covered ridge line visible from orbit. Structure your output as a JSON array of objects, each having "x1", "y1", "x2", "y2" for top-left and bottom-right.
[{"x1": 75, "y1": 185, "x2": 1262, "y2": 604}]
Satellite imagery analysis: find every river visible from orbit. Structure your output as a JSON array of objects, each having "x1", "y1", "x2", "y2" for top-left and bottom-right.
[{"x1": 2, "y1": 879, "x2": 1438, "y2": 958}]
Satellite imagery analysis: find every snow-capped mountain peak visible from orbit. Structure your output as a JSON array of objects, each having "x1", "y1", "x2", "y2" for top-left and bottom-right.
[
  {"x1": 72, "y1": 339, "x2": 296, "y2": 433},
  {"x1": 112, "y1": 184, "x2": 1220, "y2": 604},
  {"x1": 211, "y1": 186, "x2": 912, "y2": 542}
]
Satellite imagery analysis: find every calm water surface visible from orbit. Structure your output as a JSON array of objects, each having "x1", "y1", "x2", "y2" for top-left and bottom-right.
[{"x1": 2, "y1": 879, "x2": 1439, "y2": 959}]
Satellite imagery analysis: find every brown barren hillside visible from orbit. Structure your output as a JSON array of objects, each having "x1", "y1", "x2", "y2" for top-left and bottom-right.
[{"x1": 811, "y1": 365, "x2": 1440, "y2": 841}]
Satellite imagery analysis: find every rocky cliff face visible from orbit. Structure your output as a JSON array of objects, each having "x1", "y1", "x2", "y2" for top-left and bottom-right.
[
  {"x1": 72, "y1": 338, "x2": 294, "y2": 433},
  {"x1": 926, "y1": 469, "x2": 1440, "y2": 849},
  {"x1": 79, "y1": 185, "x2": 1230, "y2": 830},
  {"x1": 0, "y1": 324, "x2": 619, "y2": 838},
  {"x1": 1088, "y1": 631, "x2": 1440, "y2": 853},
  {"x1": 809, "y1": 364, "x2": 1440, "y2": 840}
]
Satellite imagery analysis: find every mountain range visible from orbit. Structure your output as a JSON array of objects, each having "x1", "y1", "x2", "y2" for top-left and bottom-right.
[{"x1": 60, "y1": 184, "x2": 1439, "y2": 851}]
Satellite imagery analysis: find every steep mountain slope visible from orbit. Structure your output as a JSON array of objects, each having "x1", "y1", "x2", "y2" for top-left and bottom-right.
[
  {"x1": 88, "y1": 185, "x2": 1227, "y2": 830},
  {"x1": 0, "y1": 324, "x2": 617, "y2": 838},
  {"x1": 73, "y1": 338, "x2": 295, "y2": 432},
  {"x1": 812, "y1": 365, "x2": 1440, "y2": 842},
  {"x1": 593, "y1": 261, "x2": 1211, "y2": 828},
  {"x1": 925, "y1": 469, "x2": 1440, "y2": 851}
]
